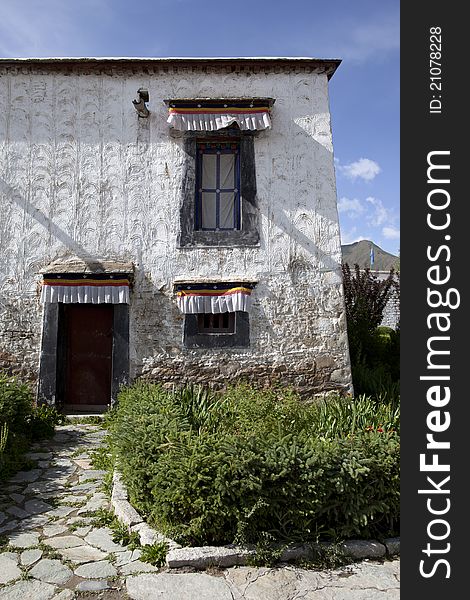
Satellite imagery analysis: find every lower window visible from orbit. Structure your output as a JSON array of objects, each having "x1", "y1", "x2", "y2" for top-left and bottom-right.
[{"x1": 184, "y1": 311, "x2": 249, "y2": 348}]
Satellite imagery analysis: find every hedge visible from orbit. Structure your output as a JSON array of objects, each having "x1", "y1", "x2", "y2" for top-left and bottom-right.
[{"x1": 107, "y1": 383, "x2": 399, "y2": 546}]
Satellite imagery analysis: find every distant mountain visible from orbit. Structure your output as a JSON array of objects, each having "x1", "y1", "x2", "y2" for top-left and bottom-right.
[{"x1": 341, "y1": 240, "x2": 399, "y2": 271}]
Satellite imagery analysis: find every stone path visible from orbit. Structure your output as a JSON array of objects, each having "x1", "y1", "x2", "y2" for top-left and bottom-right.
[{"x1": 0, "y1": 424, "x2": 400, "y2": 599}]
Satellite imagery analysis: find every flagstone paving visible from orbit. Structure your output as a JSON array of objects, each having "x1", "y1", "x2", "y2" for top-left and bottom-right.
[{"x1": 0, "y1": 424, "x2": 400, "y2": 599}]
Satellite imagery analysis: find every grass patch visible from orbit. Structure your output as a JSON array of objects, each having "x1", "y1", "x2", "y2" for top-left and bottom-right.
[
  {"x1": 68, "y1": 519, "x2": 89, "y2": 532},
  {"x1": 89, "y1": 445, "x2": 113, "y2": 470},
  {"x1": 140, "y1": 541, "x2": 168, "y2": 567},
  {"x1": 86, "y1": 507, "x2": 141, "y2": 550},
  {"x1": 89, "y1": 507, "x2": 115, "y2": 528},
  {"x1": 37, "y1": 542, "x2": 61, "y2": 560},
  {"x1": 110, "y1": 520, "x2": 140, "y2": 550}
]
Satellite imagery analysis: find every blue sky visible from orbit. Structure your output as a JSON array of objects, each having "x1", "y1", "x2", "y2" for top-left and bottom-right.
[{"x1": 0, "y1": 0, "x2": 399, "y2": 255}]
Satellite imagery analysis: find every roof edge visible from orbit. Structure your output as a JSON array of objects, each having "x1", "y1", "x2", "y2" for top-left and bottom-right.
[{"x1": 0, "y1": 56, "x2": 341, "y2": 78}]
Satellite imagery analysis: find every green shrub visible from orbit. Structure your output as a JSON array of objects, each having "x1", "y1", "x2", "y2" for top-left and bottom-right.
[
  {"x1": 28, "y1": 405, "x2": 64, "y2": 440},
  {"x1": 0, "y1": 373, "x2": 33, "y2": 433},
  {"x1": 108, "y1": 383, "x2": 400, "y2": 547},
  {"x1": 140, "y1": 541, "x2": 168, "y2": 567},
  {"x1": 110, "y1": 520, "x2": 140, "y2": 549},
  {"x1": 0, "y1": 372, "x2": 60, "y2": 480}
]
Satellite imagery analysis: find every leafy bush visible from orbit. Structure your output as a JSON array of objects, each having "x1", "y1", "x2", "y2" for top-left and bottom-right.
[
  {"x1": 341, "y1": 264, "x2": 400, "y2": 398},
  {"x1": 0, "y1": 372, "x2": 34, "y2": 433},
  {"x1": 108, "y1": 383, "x2": 399, "y2": 547},
  {"x1": 28, "y1": 405, "x2": 64, "y2": 440},
  {"x1": 0, "y1": 372, "x2": 60, "y2": 480},
  {"x1": 342, "y1": 264, "x2": 396, "y2": 335}
]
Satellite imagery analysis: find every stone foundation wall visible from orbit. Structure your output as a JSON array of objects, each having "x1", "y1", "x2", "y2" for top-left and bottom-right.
[{"x1": 0, "y1": 294, "x2": 41, "y2": 382}]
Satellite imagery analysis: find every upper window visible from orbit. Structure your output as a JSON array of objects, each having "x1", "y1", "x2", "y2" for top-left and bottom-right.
[
  {"x1": 196, "y1": 139, "x2": 241, "y2": 231},
  {"x1": 165, "y1": 97, "x2": 275, "y2": 248}
]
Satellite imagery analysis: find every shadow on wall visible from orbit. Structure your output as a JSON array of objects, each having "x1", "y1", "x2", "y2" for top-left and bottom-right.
[
  {"x1": 254, "y1": 119, "x2": 342, "y2": 276},
  {"x1": 1, "y1": 178, "x2": 106, "y2": 277}
]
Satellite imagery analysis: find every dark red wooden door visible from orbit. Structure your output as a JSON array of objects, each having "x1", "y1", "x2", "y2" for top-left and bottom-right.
[{"x1": 64, "y1": 305, "x2": 113, "y2": 406}]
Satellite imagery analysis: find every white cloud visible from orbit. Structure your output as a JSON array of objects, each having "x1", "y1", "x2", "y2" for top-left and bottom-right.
[
  {"x1": 382, "y1": 226, "x2": 400, "y2": 240},
  {"x1": 365, "y1": 196, "x2": 390, "y2": 227},
  {"x1": 340, "y1": 226, "x2": 366, "y2": 245},
  {"x1": 321, "y1": 12, "x2": 399, "y2": 64},
  {"x1": 340, "y1": 158, "x2": 381, "y2": 182},
  {"x1": 337, "y1": 196, "x2": 364, "y2": 218},
  {"x1": 346, "y1": 19, "x2": 399, "y2": 62}
]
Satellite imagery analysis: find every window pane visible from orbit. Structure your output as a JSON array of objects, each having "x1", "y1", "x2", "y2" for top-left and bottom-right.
[
  {"x1": 201, "y1": 192, "x2": 217, "y2": 229},
  {"x1": 219, "y1": 153, "x2": 235, "y2": 189},
  {"x1": 219, "y1": 192, "x2": 235, "y2": 229},
  {"x1": 202, "y1": 153, "x2": 217, "y2": 189},
  {"x1": 196, "y1": 312, "x2": 236, "y2": 334}
]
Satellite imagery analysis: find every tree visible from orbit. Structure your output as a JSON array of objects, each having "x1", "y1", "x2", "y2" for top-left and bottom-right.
[{"x1": 342, "y1": 263, "x2": 397, "y2": 365}]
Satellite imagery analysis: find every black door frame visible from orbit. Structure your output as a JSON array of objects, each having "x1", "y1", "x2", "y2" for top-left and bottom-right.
[{"x1": 38, "y1": 302, "x2": 129, "y2": 408}]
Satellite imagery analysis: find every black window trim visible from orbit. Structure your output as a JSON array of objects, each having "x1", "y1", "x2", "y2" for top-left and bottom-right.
[
  {"x1": 178, "y1": 129, "x2": 260, "y2": 248},
  {"x1": 183, "y1": 310, "x2": 250, "y2": 348}
]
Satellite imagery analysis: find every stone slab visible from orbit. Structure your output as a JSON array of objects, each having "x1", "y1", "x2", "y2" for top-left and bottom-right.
[
  {"x1": 29, "y1": 559, "x2": 73, "y2": 585},
  {"x1": 8, "y1": 531, "x2": 40, "y2": 548},
  {"x1": 6, "y1": 507, "x2": 30, "y2": 519},
  {"x1": 9, "y1": 494, "x2": 25, "y2": 504},
  {"x1": 166, "y1": 545, "x2": 254, "y2": 569},
  {"x1": 43, "y1": 535, "x2": 84, "y2": 549},
  {"x1": 10, "y1": 469, "x2": 42, "y2": 483},
  {"x1": 0, "y1": 555, "x2": 22, "y2": 584},
  {"x1": 0, "y1": 520, "x2": 18, "y2": 534},
  {"x1": 23, "y1": 481, "x2": 65, "y2": 495},
  {"x1": 25, "y1": 452, "x2": 52, "y2": 460},
  {"x1": 59, "y1": 545, "x2": 108, "y2": 563},
  {"x1": 20, "y1": 548, "x2": 43, "y2": 566},
  {"x1": 115, "y1": 549, "x2": 141, "y2": 566},
  {"x1": 74, "y1": 560, "x2": 117, "y2": 578},
  {"x1": 16, "y1": 514, "x2": 49, "y2": 530},
  {"x1": 60, "y1": 495, "x2": 87, "y2": 504},
  {"x1": 340, "y1": 540, "x2": 386, "y2": 560},
  {"x1": 126, "y1": 573, "x2": 233, "y2": 600},
  {"x1": 42, "y1": 524, "x2": 68, "y2": 537},
  {"x1": 79, "y1": 470, "x2": 106, "y2": 481},
  {"x1": 84, "y1": 527, "x2": 124, "y2": 552},
  {"x1": 119, "y1": 560, "x2": 159, "y2": 575},
  {"x1": 0, "y1": 579, "x2": 56, "y2": 600},
  {"x1": 50, "y1": 590, "x2": 75, "y2": 600},
  {"x1": 112, "y1": 498, "x2": 142, "y2": 527},
  {"x1": 384, "y1": 537, "x2": 400, "y2": 556},
  {"x1": 24, "y1": 499, "x2": 53, "y2": 515},
  {"x1": 46, "y1": 506, "x2": 76, "y2": 519},
  {"x1": 111, "y1": 472, "x2": 128, "y2": 501}
]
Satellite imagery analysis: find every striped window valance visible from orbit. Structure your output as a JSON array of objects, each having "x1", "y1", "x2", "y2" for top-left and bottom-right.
[
  {"x1": 41, "y1": 274, "x2": 130, "y2": 304},
  {"x1": 175, "y1": 282, "x2": 256, "y2": 314},
  {"x1": 165, "y1": 98, "x2": 275, "y2": 132}
]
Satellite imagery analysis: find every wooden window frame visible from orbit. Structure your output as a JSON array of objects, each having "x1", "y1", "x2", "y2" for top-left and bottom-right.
[
  {"x1": 197, "y1": 312, "x2": 236, "y2": 334},
  {"x1": 195, "y1": 140, "x2": 241, "y2": 231},
  {"x1": 178, "y1": 131, "x2": 259, "y2": 248},
  {"x1": 184, "y1": 311, "x2": 250, "y2": 348}
]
